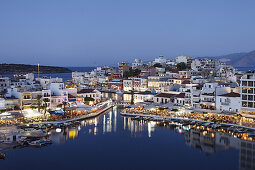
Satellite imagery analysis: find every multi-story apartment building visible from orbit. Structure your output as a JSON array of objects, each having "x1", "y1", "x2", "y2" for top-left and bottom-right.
[
  {"x1": 132, "y1": 77, "x2": 148, "y2": 92},
  {"x1": 118, "y1": 62, "x2": 130, "y2": 77},
  {"x1": 190, "y1": 84, "x2": 203, "y2": 108},
  {"x1": 0, "y1": 77, "x2": 10, "y2": 92},
  {"x1": 176, "y1": 56, "x2": 192, "y2": 68},
  {"x1": 240, "y1": 73, "x2": 255, "y2": 114},
  {"x1": 148, "y1": 76, "x2": 170, "y2": 92},
  {"x1": 123, "y1": 79, "x2": 133, "y2": 92}
]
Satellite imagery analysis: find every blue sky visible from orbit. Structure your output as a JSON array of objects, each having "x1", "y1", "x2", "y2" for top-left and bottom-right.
[{"x1": 0, "y1": 0, "x2": 255, "y2": 66}]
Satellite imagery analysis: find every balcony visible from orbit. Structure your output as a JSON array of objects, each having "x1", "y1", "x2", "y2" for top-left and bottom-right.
[
  {"x1": 202, "y1": 100, "x2": 214, "y2": 103},
  {"x1": 201, "y1": 93, "x2": 214, "y2": 96},
  {"x1": 221, "y1": 101, "x2": 230, "y2": 105}
]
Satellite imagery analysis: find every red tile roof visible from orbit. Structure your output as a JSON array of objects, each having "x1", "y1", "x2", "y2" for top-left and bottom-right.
[
  {"x1": 78, "y1": 89, "x2": 95, "y2": 93},
  {"x1": 218, "y1": 92, "x2": 240, "y2": 97},
  {"x1": 137, "y1": 91, "x2": 152, "y2": 95},
  {"x1": 68, "y1": 94, "x2": 76, "y2": 98},
  {"x1": 155, "y1": 93, "x2": 176, "y2": 98},
  {"x1": 175, "y1": 93, "x2": 185, "y2": 98},
  {"x1": 181, "y1": 80, "x2": 191, "y2": 84}
]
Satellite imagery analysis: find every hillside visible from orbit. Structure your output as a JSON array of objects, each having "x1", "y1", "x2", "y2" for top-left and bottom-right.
[
  {"x1": 217, "y1": 50, "x2": 255, "y2": 67},
  {"x1": 0, "y1": 64, "x2": 71, "y2": 74}
]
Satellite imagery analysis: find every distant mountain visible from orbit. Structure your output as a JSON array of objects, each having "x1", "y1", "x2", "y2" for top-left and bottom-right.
[
  {"x1": 215, "y1": 50, "x2": 255, "y2": 67},
  {"x1": 0, "y1": 64, "x2": 71, "y2": 75}
]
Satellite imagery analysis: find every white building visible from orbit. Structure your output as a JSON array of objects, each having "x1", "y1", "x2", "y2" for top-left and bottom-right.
[
  {"x1": 154, "y1": 56, "x2": 166, "y2": 64},
  {"x1": 77, "y1": 89, "x2": 101, "y2": 104},
  {"x1": 191, "y1": 59, "x2": 201, "y2": 71},
  {"x1": 216, "y1": 92, "x2": 241, "y2": 113},
  {"x1": 200, "y1": 82, "x2": 239, "y2": 110},
  {"x1": 134, "y1": 91, "x2": 154, "y2": 103},
  {"x1": 0, "y1": 98, "x2": 5, "y2": 110},
  {"x1": 132, "y1": 59, "x2": 143, "y2": 69},
  {"x1": 176, "y1": 56, "x2": 192, "y2": 67},
  {"x1": 123, "y1": 79, "x2": 133, "y2": 92},
  {"x1": 153, "y1": 93, "x2": 177, "y2": 104},
  {"x1": 50, "y1": 82, "x2": 68, "y2": 107},
  {"x1": 36, "y1": 77, "x2": 63, "y2": 90}
]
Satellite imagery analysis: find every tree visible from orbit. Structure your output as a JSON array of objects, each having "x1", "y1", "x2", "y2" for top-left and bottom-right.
[
  {"x1": 62, "y1": 101, "x2": 67, "y2": 117},
  {"x1": 176, "y1": 62, "x2": 186, "y2": 71},
  {"x1": 123, "y1": 68, "x2": 141, "y2": 78},
  {"x1": 43, "y1": 98, "x2": 50, "y2": 117},
  {"x1": 130, "y1": 90, "x2": 134, "y2": 105},
  {"x1": 153, "y1": 63, "x2": 162, "y2": 68},
  {"x1": 36, "y1": 95, "x2": 42, "y2": 112}
]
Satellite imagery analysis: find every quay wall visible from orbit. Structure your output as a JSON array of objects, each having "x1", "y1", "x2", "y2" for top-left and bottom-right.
[
  {"x1": 29, "y1": 104, "x2": 114, "y2": 125},
  {"x1": 120, "y1": 112, "x2": 255, "y2": 131}
]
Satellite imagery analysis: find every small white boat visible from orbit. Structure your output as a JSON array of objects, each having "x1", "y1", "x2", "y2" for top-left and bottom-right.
[{"x1": 29, "y1": 139, "x2": 52, "y2": 147}]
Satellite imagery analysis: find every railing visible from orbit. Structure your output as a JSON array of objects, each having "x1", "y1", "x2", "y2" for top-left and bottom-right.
[
  {"x1": 221, "y1": 102, "x2": 230, "y2": 105},
  {"x1": 201, "y1": 100, "x2": 214, "y2": 103}
]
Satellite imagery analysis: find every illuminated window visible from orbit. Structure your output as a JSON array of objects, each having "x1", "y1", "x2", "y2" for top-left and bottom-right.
[
  {"x1": 242, "y1": 102, "x2": 247, "y2": 107},
  {"x1": 242, "y1": 88, "x2": 247, "y2": 93},
  {"x1": 248, "y1": 88, "x2": 253, "y2": 94}
]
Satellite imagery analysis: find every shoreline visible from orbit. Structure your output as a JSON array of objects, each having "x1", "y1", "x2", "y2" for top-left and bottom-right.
[
  {"x1": 27, "y1": 104, "x2": 113, "y2": 126},
  {"x1": 120, "y1": 112, "x2": 255, "y2": 131}
]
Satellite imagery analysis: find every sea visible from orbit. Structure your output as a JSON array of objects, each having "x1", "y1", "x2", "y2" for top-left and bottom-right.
[
  {"x1": 0, "y1": 108, "x2": 249, "y2": 170},
  {"x1": 2, "y1": 66, "x2": 255, "y2": 82},
  {"x1": 2, "y1": 67, "x2": 96, "y2": 82}
]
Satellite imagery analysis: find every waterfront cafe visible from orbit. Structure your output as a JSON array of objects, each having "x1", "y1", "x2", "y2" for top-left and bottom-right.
[
  {"x1": 65, "y1": 104, "x2": 92, "y2": 117},
  {"x1": 124, "y1": 105, "x2": 255, "y2": 127}
]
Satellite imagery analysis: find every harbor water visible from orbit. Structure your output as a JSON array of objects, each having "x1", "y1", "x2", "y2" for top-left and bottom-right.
[{"x1": 0, "y1": 107, "x2": 253, "y2": 170}]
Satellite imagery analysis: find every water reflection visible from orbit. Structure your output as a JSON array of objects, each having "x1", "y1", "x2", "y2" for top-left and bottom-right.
[
  {"x1": 0, "y1": 108, "x2": 255, "y2": 169},
  {"x1": 182, "y1": 127, "x2": 255, "y2": 170}
]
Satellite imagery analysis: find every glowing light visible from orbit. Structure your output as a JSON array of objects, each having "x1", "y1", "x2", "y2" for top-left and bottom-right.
[{"x1": 56, "y1": 128, "x2": 61, "y2": 133}]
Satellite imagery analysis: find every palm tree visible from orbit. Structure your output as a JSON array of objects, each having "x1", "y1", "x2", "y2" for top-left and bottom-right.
[
  {"x1": 130, "y1": 81, "x2": 134, "y2": 105},
  {"x1": 130, "y1": 90, "x2": 134, "y2": 105},
  {"x1": 62, "y1": 101, "x2": 67, "y2": 117},
  {"x1": 36, "y1": 95, "x2": 42, "y2": 112},
  {"x1": 43, "y1": 98, "x2": 50, "y2": 117}
]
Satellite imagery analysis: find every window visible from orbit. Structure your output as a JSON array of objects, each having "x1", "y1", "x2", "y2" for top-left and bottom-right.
[
  {"x1": 248, "y1": 88, "x2": 253, "y2": 94},
  {"x1": 242, "y1": 88, "x2": 247, "y2": 93},
  {"x1": 242, "y1": 81, "x2": 247, "y2": 86},
  {"x1": 242, "y1": 102, "x2": 247, "y2": 107},
  {"x1": 242, "y1": 95, "x2": 247, "y2": 100},
  {"x1": 248, "y1": 102, "x2": 253, "y2": 108},
  {"x1": 248, "y1": 81, "x2": 253, "y2": 87},
  {"x1": 248, "y1": 95, "x2": 253, "y2": 101}
]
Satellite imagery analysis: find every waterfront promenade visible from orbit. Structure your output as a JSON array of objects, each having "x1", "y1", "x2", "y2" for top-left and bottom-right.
[{"x1": 28, "y1": 101, "x2": 113, "y2": 126}]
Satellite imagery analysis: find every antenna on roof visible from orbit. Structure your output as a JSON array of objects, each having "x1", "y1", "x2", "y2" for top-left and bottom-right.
[{"x1": 38, "y1": 63, "x2": 40, "y2": 78}]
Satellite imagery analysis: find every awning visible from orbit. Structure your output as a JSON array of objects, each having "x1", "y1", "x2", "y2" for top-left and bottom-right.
[{"x1": 49, "y1": 110, "x2": 65, "y2": 116}]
